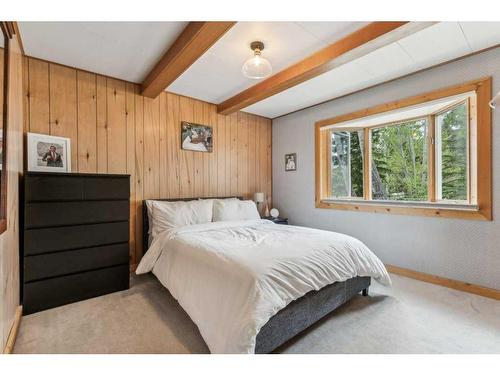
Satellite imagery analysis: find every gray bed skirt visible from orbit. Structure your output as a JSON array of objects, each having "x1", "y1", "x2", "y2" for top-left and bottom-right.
[{"x1": 255, "y1": 276, "x2": 371, "y2": 354}]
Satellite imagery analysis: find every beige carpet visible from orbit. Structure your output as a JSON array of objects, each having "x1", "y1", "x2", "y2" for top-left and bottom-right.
[{"x1": 14, "y1": 273, "x2": 500, "y2": 354}]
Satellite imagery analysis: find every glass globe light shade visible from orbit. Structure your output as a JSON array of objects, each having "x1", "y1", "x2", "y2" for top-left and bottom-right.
[{"x1": 242, "y1": 51, "x2": 272, "y2": 79}]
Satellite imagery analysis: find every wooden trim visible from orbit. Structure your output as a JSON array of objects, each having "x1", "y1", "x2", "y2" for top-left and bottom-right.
[
  {"x1": 3, "y1": 306, "x2": 22, "y2": 354},
  {"x1": 0, "y1": 22, "x2": 14, "y2": 39},
  {"x1": 427, "y1": 115, "x2": 436, "y2": 202},
  {"x1": 363, "y1": 127, "x2": 371, "y2": 200},
  {"x1": 141, "y1": 22, "x2": 235, "y2": 98},
  {"x1": 315, "y1": 77, "x2": 492, "y2": 220},
  {"x1": 217, "y1": 22, "x2": 433, "y2": 116},
  {"x1": 0, "y1": 23, "x2": 11, "y2": 235},
  {"x1": 475, "y1": 77, "x2": 492, "y2": 220},
  {"x1": 315, "y1": 127, "x2": 331, "y2": 202},
  {"x1": 314, "y1": 123, "x2": 323, "y2": 205},
  {"x1": 469, "y1": 95, "x2": 478, "y2": 204},
  {"x1": 386, "y1": 265, "x2": 500, "y2": 301},
  {"x1": 317, "y1": 200, "x2": 489, "y2": 220},
  {"x1": 11, "y1": 22, "x2": 24, "y2": 55}
]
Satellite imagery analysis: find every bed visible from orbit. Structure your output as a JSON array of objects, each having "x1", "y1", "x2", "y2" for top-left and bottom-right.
[{"x1": 137, "y1": 197, "x2": 390, "y2": 353}]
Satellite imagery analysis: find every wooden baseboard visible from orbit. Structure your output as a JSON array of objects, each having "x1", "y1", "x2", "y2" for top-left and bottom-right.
[
  {"x1": 3, "y1": 306, "x2": 22, "y2": 354},
  {"x1": 386, "y1": 264, "x2": 500, "y2": 301}
]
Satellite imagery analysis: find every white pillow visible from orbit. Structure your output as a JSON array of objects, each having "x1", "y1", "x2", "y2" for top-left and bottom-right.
[
  {"x1": 149, "y1": 199, "x2": 213, "y2": 239},
  {"x1": 197, "y1": 197, "x2": 238, "y2": 204},
  {"x1": 213, "y1": 199, "x2": 261, "y2": 222}
]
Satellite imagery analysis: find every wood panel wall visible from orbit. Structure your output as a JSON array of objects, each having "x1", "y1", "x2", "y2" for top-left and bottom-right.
[
  {"x1": 23, "y1": 57, "x2": 273, "y2": 266},
  {"x1": 0, "y1": 36, "x2": 24, "y2": 351}
]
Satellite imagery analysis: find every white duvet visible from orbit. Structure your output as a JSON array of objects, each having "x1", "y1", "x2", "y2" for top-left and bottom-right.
[{"x1": 136, "y1": 219, "x2": 390, "y2": 353}]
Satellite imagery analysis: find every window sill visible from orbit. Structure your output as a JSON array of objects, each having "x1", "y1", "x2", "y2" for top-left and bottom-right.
[{"x1": 317, "y1": 198, "x2": 490, "y2": 221}]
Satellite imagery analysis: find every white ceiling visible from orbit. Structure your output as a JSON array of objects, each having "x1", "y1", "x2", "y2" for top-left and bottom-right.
[
  {"x1": 167, "y1": 21, "x2": 369, "y2": 103},
  {"x1": 244, "y1": 22, "x2": 500, "y2": 118},
  {"x1": 15, "y1": 21, "x2": 500, "y2": 119},
  {"x1": 18, "y1": 22, "x2": 187, "y2": 82}
]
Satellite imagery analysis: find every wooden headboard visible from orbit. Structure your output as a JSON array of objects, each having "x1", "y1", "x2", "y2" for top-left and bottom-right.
[{"x1": 143, "y1": 196, "x2": 243, "y2": 252}]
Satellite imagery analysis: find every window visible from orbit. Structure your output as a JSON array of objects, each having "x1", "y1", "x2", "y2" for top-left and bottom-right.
[
  {"x1": 435, "y1": 103, "x2": 468, "y2": 202},
  {"x1": 330, "y1": 130, "x2": 364, "y2": 198},
  {"x1": 371, "y1": 117, "x2": 428, "y2": 201},
  {"x1": 315, "y1": 78, "x2": 492, "y2": 220}
]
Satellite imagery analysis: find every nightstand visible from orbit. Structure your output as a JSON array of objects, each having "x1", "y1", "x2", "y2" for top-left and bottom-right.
[{"x1": 263, "y1": 216, "x2": 288, "y2": 225}]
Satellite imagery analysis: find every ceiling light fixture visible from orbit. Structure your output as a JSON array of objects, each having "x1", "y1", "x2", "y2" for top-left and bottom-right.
[{"x1": 242, "y1": 41, "x2": 272, "y2": 79}]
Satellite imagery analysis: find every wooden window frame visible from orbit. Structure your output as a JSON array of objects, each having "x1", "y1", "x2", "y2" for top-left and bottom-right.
[
  {"x1": 0, "y1": 22, "x2": 14, "y2": 234},
  {"x1": 315, "y1": 77, "x2": 492, "y2": 220}
]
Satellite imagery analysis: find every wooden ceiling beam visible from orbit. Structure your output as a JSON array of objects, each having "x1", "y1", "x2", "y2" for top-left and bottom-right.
[
  {"x1": 141, "y1": 21, "x2": 236, "y2": 98},
  {"x1": 217, "y1": 22, "x2": 435, "y2": 115}
]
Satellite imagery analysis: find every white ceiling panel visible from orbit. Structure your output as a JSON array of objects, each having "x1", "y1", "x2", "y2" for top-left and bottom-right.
[
  {"x1": 397, "y1": 22, "x2": 471, "y2": 69},
  {"x1": 18, "y1": 22, "x2": 187, "y2": 83},
  {"x1": 355, "y1": 42, "x2": 414, "y2": 81},
  {"x1": 167, "y1": 22, "x2": 368, "y2": 103},
  {"x1": 459, "y1": 22, "x2": 500, "y2": 51},
  {"x1": 295, "y1": 22, "x2": 370, "y2": 44}
]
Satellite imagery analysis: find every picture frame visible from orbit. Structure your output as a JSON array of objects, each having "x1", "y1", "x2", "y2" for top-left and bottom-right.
[
  {"x1": 181, "y1": 121, "x2": 213, "y2": 153},
  {"x1": 27, "y1": 132, "x2": 71, "y2": 173},
  {"x1": 285, "y1": 153, "x2": 297, "y2": 171}
]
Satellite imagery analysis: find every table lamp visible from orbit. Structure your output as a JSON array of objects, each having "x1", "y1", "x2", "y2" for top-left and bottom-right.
[{"x1": 254, "y1": 192, "x2": 265, "y2": 215}]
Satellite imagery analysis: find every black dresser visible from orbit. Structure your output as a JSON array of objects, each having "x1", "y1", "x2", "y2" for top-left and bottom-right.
[{"x1": 21, "y1": 172, "x2": 130, "y2": 315}]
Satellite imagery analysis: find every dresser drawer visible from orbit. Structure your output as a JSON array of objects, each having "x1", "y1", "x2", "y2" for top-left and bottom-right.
[
  {"x1": 24, "y1": 221, "x2": 129, "y2": 255},
  {"x1": 25, "y1": 175, "x2": 129, "y2": 202},
  {"x1": 24, "y1": 243, "x2": 129, "y2": 282},
  {"x1": 83, "y1": 177, "x2": 129, "y2": 200},
  {"x1": 25, "y1": 200, "x2": 129, "y2": 228},
  {"x1": 25, "y1": 175, "x2": 84, "y2": 201},
  {"x1": 23, "y1": 264, "x2": 129, "y2": 315}
]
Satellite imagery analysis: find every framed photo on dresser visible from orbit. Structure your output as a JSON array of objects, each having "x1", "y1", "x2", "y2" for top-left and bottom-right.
[{"x1": 27, "y1": 133, "x2": 71, "y2": 173}]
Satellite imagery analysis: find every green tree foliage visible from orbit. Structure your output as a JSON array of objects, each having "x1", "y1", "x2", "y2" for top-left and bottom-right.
[
  {"x1": 350, "y1": 131, "x2": 364, "y2": 197},
  {"x1": 330, "y1": 103, "x2": 467, "y2": 202},
  {"x1": 371, "y1": 119, "x2": 428, "y2": 201},
  {"x1": 438, "y1": 104, "x2": 467, "y2": 200}
]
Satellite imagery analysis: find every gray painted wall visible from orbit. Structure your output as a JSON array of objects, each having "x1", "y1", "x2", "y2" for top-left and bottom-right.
[{"x1": 272, "y1": 47, "x2": 500, "y2": 289}]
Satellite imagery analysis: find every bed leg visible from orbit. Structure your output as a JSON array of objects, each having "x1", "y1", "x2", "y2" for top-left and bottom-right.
[{"x1": 362, "y1": 288, "x2": 369, "y2": 297}]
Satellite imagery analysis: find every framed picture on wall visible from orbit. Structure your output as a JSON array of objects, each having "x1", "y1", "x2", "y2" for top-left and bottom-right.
[
  {"x1": 27, "y1": 133, "x2": 71, "y2": 173},
  {"x1": 285, "y1": 153, "x2": 297, "y2": 171},
  {"x1": 181, "y1": 121, "x2": 213, "y2": 152}
]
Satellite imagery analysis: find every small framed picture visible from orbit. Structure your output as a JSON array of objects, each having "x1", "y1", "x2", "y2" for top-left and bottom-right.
[
  {"x1": 285, "y1": 153, "x2": 297, "y2": 171},
  {"x1": 181, "y1": 121, "x2": 213, "y2": 153},
  {"x1": 27, "y1": 133, "x2": 71, "y2": 173}
]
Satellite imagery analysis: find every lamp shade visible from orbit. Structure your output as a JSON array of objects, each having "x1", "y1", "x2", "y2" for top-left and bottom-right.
[
  {"x1": 242, "y1": 41, "x2": 272, "y2": 79},
  {"x1": 242, "y1": 54, "x2": 272, "y2": 79},
  {"x1": 254, "y1": 192, "x2": 265, "y2": 203}
]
